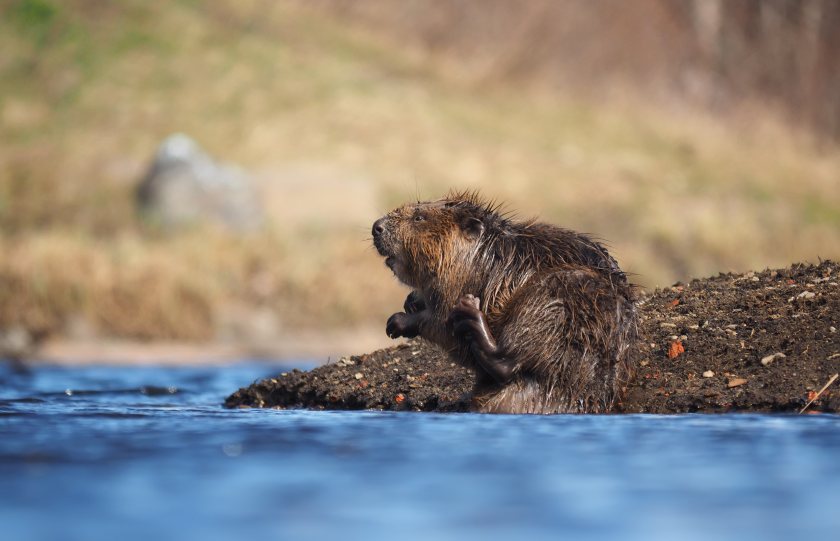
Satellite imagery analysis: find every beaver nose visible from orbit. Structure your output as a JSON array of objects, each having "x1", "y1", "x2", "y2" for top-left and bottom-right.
[{"x1": 372, "y1": 218, "x2": 386, "y2": 238}]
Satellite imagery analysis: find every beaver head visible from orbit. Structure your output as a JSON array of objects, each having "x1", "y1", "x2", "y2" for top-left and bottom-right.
[{"x1": 372, "y1": 194, "x2": 492, "y2": 289}]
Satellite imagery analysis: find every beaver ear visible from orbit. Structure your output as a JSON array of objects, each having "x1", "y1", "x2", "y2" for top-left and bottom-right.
[{"x1": 460, "y1": 216, "x2": 484, "y2": 239}]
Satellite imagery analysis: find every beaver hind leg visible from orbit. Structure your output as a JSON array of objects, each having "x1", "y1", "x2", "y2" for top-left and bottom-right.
[
  {"x1": 474, "y1": 378, "x2": 572, "y2": 414},
  {"x1": 483, "y1": 267, "x2": 635, "y2": 413},
  {"x1": 447, "y1": 294, "x2": 517, "y2": 384}
]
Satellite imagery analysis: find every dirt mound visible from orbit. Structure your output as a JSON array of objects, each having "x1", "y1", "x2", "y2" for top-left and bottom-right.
[
  {"x1": 225, "y1": 261, "x2": 840, "y2": 413},
  {"x1": 623, "y1": 260, "x2": 839, "y2": 413},
  {"x1": 225, "y1": 339, "x2": 470, "y2": 411}
]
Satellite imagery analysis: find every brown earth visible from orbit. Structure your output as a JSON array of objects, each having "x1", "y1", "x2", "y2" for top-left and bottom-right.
[{"x1": 225, "y1": 261, "x2": 840, "y2": 413}]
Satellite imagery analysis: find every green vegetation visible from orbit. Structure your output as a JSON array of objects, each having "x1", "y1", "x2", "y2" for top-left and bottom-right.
[{"x1": 1, "y1": 0, "x2": 838, "y2": 344}]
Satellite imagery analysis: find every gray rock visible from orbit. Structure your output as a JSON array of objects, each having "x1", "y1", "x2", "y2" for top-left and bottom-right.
[
  {"x1": 137, "y1": 134, "x2": 263, "y2": 231},
  {"x1": 0, "y1": 325, "x2": 34, "y2": 362}
]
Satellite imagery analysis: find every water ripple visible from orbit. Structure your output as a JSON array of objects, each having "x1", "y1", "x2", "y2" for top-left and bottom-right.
[{"x1": 1, "y1": 363, "x2": 839, "y2": 541}]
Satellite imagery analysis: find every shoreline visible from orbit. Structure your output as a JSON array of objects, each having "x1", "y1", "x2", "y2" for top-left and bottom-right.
[
  {"x1": 28, "y1": 326, "x2": 398, "y2": 366},
  {"x1": 226, "y1": 261, "x2": 840, "y2": 414}
]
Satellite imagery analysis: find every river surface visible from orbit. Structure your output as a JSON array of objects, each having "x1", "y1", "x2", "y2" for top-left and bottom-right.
[{"x1": 2, "y1": 362, "x2": 839, "y2": 541}]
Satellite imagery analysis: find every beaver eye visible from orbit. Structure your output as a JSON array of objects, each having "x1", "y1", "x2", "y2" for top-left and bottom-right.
[{"x1": 413, "y1": 214, "x2": 425, "y2": 223}]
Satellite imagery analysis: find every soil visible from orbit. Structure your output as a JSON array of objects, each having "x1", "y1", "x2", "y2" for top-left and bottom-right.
[{"x1": 225, "y1": 261, "x2": 840, "y2": 413}]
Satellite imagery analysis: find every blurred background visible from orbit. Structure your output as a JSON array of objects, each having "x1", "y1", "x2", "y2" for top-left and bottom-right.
[{"x1": 1, "y1": 0, "x2": 839, "y2": 362}]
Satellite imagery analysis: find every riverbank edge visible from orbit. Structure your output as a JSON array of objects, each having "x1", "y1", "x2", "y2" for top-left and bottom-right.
[{"x1": 225, "y1": 260, "x2": 840, "y2": 414}]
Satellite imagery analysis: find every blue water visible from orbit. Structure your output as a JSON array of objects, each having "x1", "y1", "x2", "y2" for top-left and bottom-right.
[{"x1": 2, "y1": 363, "x2": 839, "y2": 541}]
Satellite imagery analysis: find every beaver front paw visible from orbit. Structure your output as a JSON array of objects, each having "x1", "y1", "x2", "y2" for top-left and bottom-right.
[
  {"x1": 447, "y1": 295, "x2": 516, "y2": 384},
  {"x1": 446, "y1": 294, "x2": 497, "y2": 353},
  {"x1": 403, "y1": 291, "x2": 426, "y2": 314},
  {"x1": 386, "y1": 312, "x2": 420, "y2": 339}
]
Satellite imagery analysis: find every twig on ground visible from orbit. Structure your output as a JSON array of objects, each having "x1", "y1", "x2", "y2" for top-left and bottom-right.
[{"x1": 799, "y1": 373, "x2": 839, "y2": 414}]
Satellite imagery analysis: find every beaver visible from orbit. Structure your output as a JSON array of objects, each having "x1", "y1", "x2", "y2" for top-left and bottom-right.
[{"x1": 372, "y1": 191, "x2": 637, "y2": 414}]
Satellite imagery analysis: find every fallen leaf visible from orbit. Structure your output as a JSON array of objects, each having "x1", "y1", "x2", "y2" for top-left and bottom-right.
[
  {"x1": 669, "y1": 299, "x2": 680, "y2": 308},
  {"x1": 807, "y1": 390, "x2": 818, "y2": 401},
  {"x1": 395, "y1": 393, "x2": 405, "y2": 403},
  {"x1": 667, "y1": 341, "x2": 685, "y2": 359},
  {"x1": 728, "y1": 378, "x2": 748, "y2": 388}
]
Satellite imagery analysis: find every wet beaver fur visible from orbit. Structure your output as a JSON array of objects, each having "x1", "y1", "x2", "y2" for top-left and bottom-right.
[{"x1": 372, "y1": 192, "x2": 637, "y2": 414}]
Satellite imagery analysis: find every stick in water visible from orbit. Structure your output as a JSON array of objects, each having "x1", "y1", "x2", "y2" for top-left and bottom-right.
[{"x1": 799, "y1": 373, "x2": 839, "y2": 414}]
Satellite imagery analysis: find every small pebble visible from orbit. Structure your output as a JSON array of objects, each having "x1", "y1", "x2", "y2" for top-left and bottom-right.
[
  {"x1": 797, "y1": 291, "x2": 816, "y2": 300},
  {"x1": 703, "y1": 370, "x2": 715, "y2": 378},
  {"x1": 354, "y1": 372, "x2": 363, "y2": 380},
  {"x1": 830, "y1": 326, "x2": 837, "y2": 333},
  {"x1": 760, "y1": 352, "x2": 786, "y2": 366},
  {"x1": 660, "y1": 322, "x2": 677, "y2": 328},
  {"x1": 727, "y1": 377, "x2": 748, "y2": 388},
  {"x1": 640, "y1": 360, "x2": 650, "y2": 367}
]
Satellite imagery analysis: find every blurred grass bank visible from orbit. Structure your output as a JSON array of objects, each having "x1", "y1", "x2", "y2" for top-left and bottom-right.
[{"x1": 1, "y1": 0, "x2": 839, "y2": 360}]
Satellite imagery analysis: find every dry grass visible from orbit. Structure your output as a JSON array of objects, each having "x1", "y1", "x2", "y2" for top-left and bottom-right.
[{"x1": 1, "y1": 0, "x2": 839, "y2": 344}]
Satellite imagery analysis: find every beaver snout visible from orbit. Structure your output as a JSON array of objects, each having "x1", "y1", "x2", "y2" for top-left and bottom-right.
[
  {"x1": 372, "y1": 217, "x2": 387, "y2": 238},
  {"x1": 372, "y1": 217, "x2": 392, "y2": 257}
]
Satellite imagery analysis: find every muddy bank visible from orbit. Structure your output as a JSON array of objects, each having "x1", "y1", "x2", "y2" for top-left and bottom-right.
[{"x1": 226, "y1": 261, "x2": 840, "y2": 413}]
